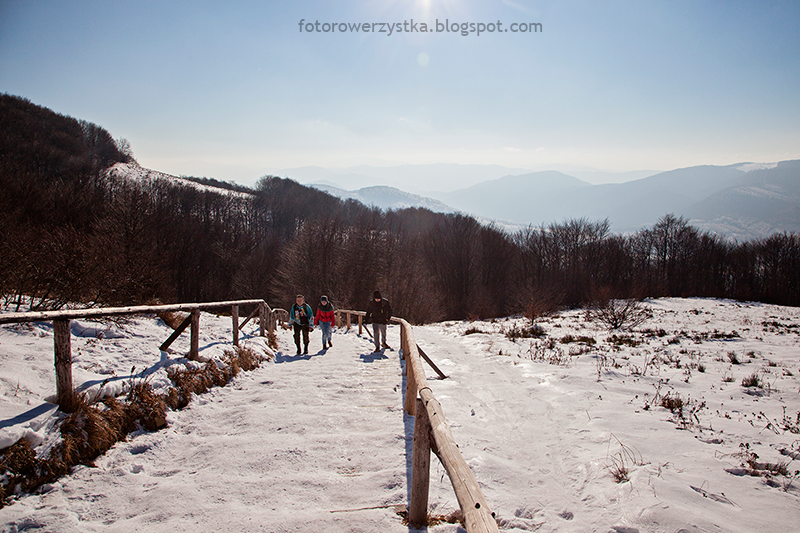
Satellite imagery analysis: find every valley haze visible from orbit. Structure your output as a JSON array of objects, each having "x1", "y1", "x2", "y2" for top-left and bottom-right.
[{"x1": 283, "y1": 160, "x2": 799, "y2": 241}]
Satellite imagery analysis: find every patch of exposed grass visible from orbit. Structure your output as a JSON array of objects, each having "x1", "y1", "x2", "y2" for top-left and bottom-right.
[
  {"x1": 608, "y1": 334, "x2": 641, "y2": 347},
  {"x1": 505, "y1": 323, "x2": 546, "y2": 341},
  {"x1": 741, "y1": 372, "x2": 763, "y2": 388}
]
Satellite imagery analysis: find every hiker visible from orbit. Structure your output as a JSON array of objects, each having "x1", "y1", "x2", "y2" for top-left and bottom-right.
[
  {"x1": 315, "y1": 295, "x2": 335, "y2": 350},
  {"x1": 290, "y1": 294, "x2": 314, "y2": 355},
  {"x1": 365, "y1": 290, "x2": 392, "y2": 352}
]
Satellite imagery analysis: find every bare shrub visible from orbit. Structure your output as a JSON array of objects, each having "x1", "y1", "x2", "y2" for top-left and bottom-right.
[
  {"x1": 586, "y1": 299, "x2": 652, "y2": 331},
  {"x1": 523, "y1": 287, "x2": 563, "y2": 321}
]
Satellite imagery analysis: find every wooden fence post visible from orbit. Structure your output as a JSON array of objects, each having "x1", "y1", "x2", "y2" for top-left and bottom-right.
[
  {"x1": 190, "y1": 309, "x2": 200, "y2": 360},
  {"x1": 400, "y1": 326, "x2": 407, "y2": 361},
  {"x1": 232, "y1": 305, "x2": 239, "y2": 347},
  {"x1": 346, "y1": 312, "x2": 351, "y2": 331},
  {"x1": 409, "y1": 397, "x2": 432, "y2": 526},
  {"x1": 54, "y1": 319, "x2": 74, "y2": 412},
  {"x1": 259, "y1": 302, "x2": 266, "y2": 337},
  {"x1": 405, "y1": 357, "x2": 417, "y2": 416},
  {"x1": 358, "y1": 314, "x2": 363, "y2": 335}
]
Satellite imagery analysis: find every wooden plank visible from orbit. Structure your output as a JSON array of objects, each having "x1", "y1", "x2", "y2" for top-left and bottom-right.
[
  {"x1": 417, "y1": 344, "x2": 447, "y2": 380},
  {"x1": 238, "y1": 305, "x2": 260, "y2": 330},
  {"x1": 232, "y1": 305, "x2": 239, "y2": 347},
  {"x1": 0, "y1": 299, "x2": 268, "y2": 325},
  {"x1": 159, "y1": 314, "x2": 192, "y2": 352},
  {"x1": 420, "y1": 388, "x2": 499, "y2": 532},
  {"x1": 409, "y1": 397, "x2": 432, "y2": 526},
  {"x1": 189, "y1": 309, "x2": 200, "y2": 360},
  {"x1": 54, "y1": 319, "x2": 74, "y2": 412}
]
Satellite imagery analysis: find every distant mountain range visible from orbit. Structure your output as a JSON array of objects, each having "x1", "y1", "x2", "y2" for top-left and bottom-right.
[
  {"x1": 308, "y1": 183, "x2": 456, "y2": 214},
  {"x1": 300, "y1": 160, "x2": 800, "y2": 241},
  {"x1": 114, "y1": 159, "x2": 798, "y2": 241},
  {"x1": 273, "y1": 164, "x2": 658, "y2": 193}
]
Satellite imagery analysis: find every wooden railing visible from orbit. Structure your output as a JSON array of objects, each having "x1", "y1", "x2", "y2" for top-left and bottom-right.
[
  {"x1": 0, "y1": 299, "x2": 277, "y2": 411},
  {"x1": 336, "y1": 309, "x2": 499, "y2": 532}
]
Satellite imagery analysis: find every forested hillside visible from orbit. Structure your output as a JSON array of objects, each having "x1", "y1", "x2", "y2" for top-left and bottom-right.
[{"x1": 1, "y1": 94, "x2": 799, "y2": 321}]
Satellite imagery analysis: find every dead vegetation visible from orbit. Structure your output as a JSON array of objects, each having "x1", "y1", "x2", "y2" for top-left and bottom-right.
[
  {"x1": 586, "y1": 298, "x2": 652, "y2": 331},
  {"x1": 0, "y1": 345, "x2": 267, "y2": 507}
]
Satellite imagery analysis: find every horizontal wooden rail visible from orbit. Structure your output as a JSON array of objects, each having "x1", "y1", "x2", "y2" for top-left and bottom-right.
[
  {"x1": 0, "y1": 299, "x2": 269, "y2": 324},
  {"x1": 0, "y1": 299, "x2": 276, "y2": 412},
  {"x1": 336, "y1": 309, "x2": 497, "y2": 532}
]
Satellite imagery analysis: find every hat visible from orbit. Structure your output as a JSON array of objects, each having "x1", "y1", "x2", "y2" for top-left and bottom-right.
[
  {"x1": 320, "y1": 295, "x2": 328, "y2": 302},
  {"x1": 373, "y1": 291, "x2": 382, "y2": 299}
]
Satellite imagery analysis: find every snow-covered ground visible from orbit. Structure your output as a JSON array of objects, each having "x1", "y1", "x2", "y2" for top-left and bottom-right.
[{"x1": 1, "y1": 298, "x2": 799, "y2": 532}]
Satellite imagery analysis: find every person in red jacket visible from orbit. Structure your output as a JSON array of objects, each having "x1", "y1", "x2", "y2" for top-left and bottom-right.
[{"x1": 315, "y1": 295, "x2": 335, "y2": 350}]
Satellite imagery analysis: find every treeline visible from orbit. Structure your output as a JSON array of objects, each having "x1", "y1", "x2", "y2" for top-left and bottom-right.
[{"x1": 1, "y1": 94, "x2": 798, "y2": 321}]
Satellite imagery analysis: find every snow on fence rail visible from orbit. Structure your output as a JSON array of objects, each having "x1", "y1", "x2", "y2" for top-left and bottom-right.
[
  {"x1": 336, "y1": 309, "x2": 499, "y2": 532},
  {"x1": 0, "y1": 299, "x2": 278, "y2": 411}
]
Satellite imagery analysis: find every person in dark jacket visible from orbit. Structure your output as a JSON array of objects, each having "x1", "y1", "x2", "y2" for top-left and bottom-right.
[
  {"x1": 364, "y1": 290, "x2": 392, "y2": 352},
  {"x1": 290, "y1": 294, "x2": 313, "y2": 355},
  {"x1": 315, "y1": 295, "x2": 335, "y2": 350}
]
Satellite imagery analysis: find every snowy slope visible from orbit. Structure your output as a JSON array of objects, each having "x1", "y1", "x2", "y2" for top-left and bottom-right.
[{"x1": 1, "y1": 299, "x2": 799, "y2": 532}]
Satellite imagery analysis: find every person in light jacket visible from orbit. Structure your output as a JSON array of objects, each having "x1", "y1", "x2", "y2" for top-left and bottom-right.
[
  {"x1": 364, "y1": 290, "x2": 392, "y2": 352},
  {"x1": 290, "y1": 294, "x2": 313, "y2": 355},
  {"x1": 315, "y1": 295, "x2": 335, "y2": 350}
]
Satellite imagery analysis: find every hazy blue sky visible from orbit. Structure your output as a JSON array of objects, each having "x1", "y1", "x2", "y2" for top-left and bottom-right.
[{"x1": 1, "y1": 0, "x2": 799, "y2": 186}]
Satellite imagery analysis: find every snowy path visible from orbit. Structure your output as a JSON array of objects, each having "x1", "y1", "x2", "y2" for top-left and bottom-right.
[{"x1": 2, "y1": 326, "x2": 414, "y2": 532}]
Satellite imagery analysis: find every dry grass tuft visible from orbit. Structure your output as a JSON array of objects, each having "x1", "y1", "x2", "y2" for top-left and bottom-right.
[
  {"x1": 397, "y1": 506, "x2": 465, "y2": 528},
  {"x1": 0, "y1": 440, "x2": 37, "y2": 504},
  {"x1": 605, "y1": 435, "x2": 644, "y2": 483},
  {"x1": 267, "y1": 330, "x2": 278, "y2": 350}
]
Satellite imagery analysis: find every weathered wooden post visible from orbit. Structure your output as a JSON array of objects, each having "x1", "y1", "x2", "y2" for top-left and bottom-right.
[
  {"x1": 259, "y1": 302, "x2": 266, "y2": 337},
  {"x1": 358, "y1": 314, "x2": 363, "y2": 335},
  {"x1": 268, "y1": 308, "x2": 276, "y2": 337},
  {"x1": 53, "y1": 319, "x2": 74, "y2": 412},
  {"x1": 189, "y1": 309, "x2": 200, "y2": 360},
  {"x1": 232, "y1": 305, "x2": 239, "y2": 347},
  {"x1": 346, "y1": 312, "x2": 351, "y2": 331},
  {"x1": 405, "y1": 355, "x2": 417, "y2": 415},
  {"x1": 400, "y1": 325, "x2": 407, "y2": 361},
  {"x1": 409, "y1": 397, "x2": 432, "y2": 527}
]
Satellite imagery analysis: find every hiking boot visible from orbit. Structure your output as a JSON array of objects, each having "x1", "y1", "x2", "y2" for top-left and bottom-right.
[
  {"x1": 303, "y1": 346, "x2": 308, "y2": 355},
  {"x1": 295, "y1": 348, "x2": 301, "y2": 355}
]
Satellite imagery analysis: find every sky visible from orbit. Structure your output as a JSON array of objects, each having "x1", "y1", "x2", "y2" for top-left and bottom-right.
[{"x1": 1, "y1": 0, "x2": 799, "y2": 187}]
